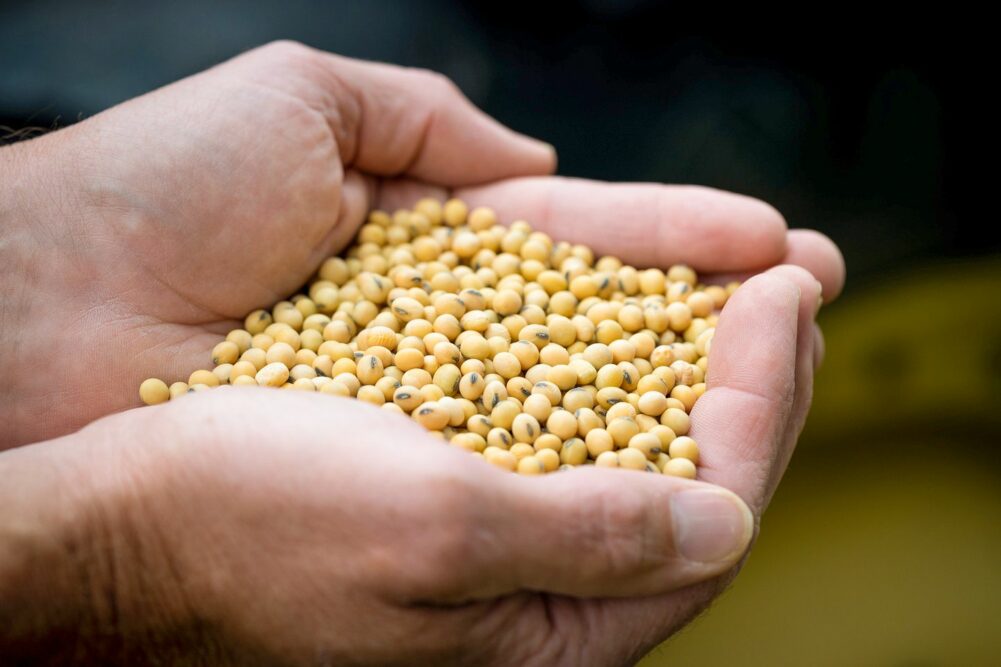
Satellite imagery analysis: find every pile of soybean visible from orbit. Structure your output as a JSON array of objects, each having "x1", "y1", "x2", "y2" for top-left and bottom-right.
[{"x1": 140, "y1": 199, "x2": 733, "y2": 477}]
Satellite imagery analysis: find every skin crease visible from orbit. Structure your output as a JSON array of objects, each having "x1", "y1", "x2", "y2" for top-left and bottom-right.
[{"x1": 0, "y1": 41, "x2": 845, "y2": 665}]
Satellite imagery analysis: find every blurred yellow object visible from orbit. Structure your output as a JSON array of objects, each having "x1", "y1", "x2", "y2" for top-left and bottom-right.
[
  {"x1": 807, "y1": 256, "x2": 1001, "y2": 436},
  {"x1": 642, "y1": 450, "x2": 1001, "y2": 666},
  {"x1": 641, "y1": 257, "x2": 1001, "y2": 666}
]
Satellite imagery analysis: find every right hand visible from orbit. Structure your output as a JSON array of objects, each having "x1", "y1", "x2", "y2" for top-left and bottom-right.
[
  {"x1": 2, "y1": 259, "x2": 823, "y2": 666},
  {"x1": 55, "y1": 388, "x2": 751, "y2": 665}
]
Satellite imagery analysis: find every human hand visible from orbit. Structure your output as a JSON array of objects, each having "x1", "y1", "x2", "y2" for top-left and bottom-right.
[
  {"x1": 440, "y1": 180, "x2": 841, "y2": 659},
  {"x1": 1, "y1": 316, "x2": 807, "y2": 667},
  {"x1": 1, "y1": 40, "x2": 841, "y2": 449},
  {"x1": 1, "y1": 40, "x2": 554, "y2": 447}
]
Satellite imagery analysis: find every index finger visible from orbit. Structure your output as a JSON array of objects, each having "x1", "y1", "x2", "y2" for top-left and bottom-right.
[{"x1": 455, "y1": 176, "x2": 788, "y2": 273}]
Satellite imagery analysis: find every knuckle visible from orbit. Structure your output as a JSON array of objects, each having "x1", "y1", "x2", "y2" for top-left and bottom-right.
[
  {"x1": 362, "y1": 473, "x2": 484, "y2": 599},
  {"x1": 606, "y1": 488, "x2": 649, "y2": 535},
  {"x1": 515, "y1": 614, "x2": 577, "y2": 667},
  {"x1": 480, "y1": 593, "x2": 584, "y2": 667},
  {"x1": 255, "y1": 39, "x2": 318, "y2": 67},
  {"x1": 583, "y1": 479, "x2": 655, "y2": 578},
  {"x1": 413, "y1": 68, "x2": 463, "y2": 99}
]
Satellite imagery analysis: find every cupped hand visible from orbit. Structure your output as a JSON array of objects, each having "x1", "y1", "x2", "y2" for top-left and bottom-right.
[
  {"x1": 4, "y1": 40, "x2": 553, "y2": 447},
  {"x1": 2, "y1": 40, "x2": 842, "y2": 448},
  {"x1": 0, "y1": 260, "x2": 822, "y2": 664},
  {"x1": 47, "y1": 276, "x2": 811, "y2": 667}
]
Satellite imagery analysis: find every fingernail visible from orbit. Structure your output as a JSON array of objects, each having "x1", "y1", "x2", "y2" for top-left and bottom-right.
[{"x1": 672, "y1": 489, "x2": 754, "y2": 563}]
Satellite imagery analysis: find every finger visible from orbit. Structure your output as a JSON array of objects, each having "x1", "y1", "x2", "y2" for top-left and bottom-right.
[
  {"x1": 703, "y1": 229, "x2": 845, "y2": 303},
  {"x1": 454, "y1": 176, "x2": 788, "y2": 273},
  {"x1": 310, "y1": 167, "x2": 375, "y2": 261},
  {"x1": 572, "y1": 268, "x2": 822, "y2": 658},
  {"x1": 375, "y1": 178, "x2": 449, "y2": 212},
  {"x1": 304, "y1": 174, "x2": 444, "y2": 261},
  {"x1": 814, "y1": 322, "x2": 825, "y2": 370},
  {"x1": 453, "y1": 467, "x2": 753, "y2": 600},
  {"x1": 692, "y1": 266, "x2": 820, "y2": 512},
  {"x1": 236, "y1": 42, "x2": 556, "y2": 185},
  {"x1": 577, "y1": 566, "x2": 740, "y2": 665},
  {"x1": 767, "y1": 266, "x2": 821, "y2": 462},
  {"x1": 783, "y1": 229, "x2": 845, "y2": 301}
]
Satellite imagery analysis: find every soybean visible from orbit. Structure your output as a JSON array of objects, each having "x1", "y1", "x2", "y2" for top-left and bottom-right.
[{"x1": 139, "y1": 198, "x2": 727, "y2": 477}]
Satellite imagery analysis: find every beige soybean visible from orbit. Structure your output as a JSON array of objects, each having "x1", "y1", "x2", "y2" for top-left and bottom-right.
[
  {"x1": 138, "y1": 198, "x2": 728, "y2": 478},
  {"x1": 668, "y1": 436, "x2": 700, "y2": 464},
  {"x1": 139, "y1": 378, "x2": 170, "y2": 405},
  {"x1": 663, "y1": 457, "x2": 697, "y2": 479},
  {"x1": 256, "y1": 362, "x2": 289, "y2": 387}
]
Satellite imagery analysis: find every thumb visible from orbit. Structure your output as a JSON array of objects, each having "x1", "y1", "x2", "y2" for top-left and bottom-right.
[{"x1": 463, "y1": 466, "x2": 754, "y2": 599}]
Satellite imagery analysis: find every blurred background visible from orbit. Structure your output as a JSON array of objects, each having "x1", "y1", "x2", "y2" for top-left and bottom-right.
[{"x1": 2, "y1": 2, "x2": 997, "y2": 664}]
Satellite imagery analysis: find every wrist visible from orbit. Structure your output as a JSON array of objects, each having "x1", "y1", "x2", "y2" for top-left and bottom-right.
[{"x1": 0, "y1": 416, "x2": 202, "y2": 663}]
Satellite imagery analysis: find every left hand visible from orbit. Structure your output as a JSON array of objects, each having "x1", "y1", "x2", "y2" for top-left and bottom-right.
[{"x1": 0, "y1": 40, "x2": 842, "y2": 449}]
